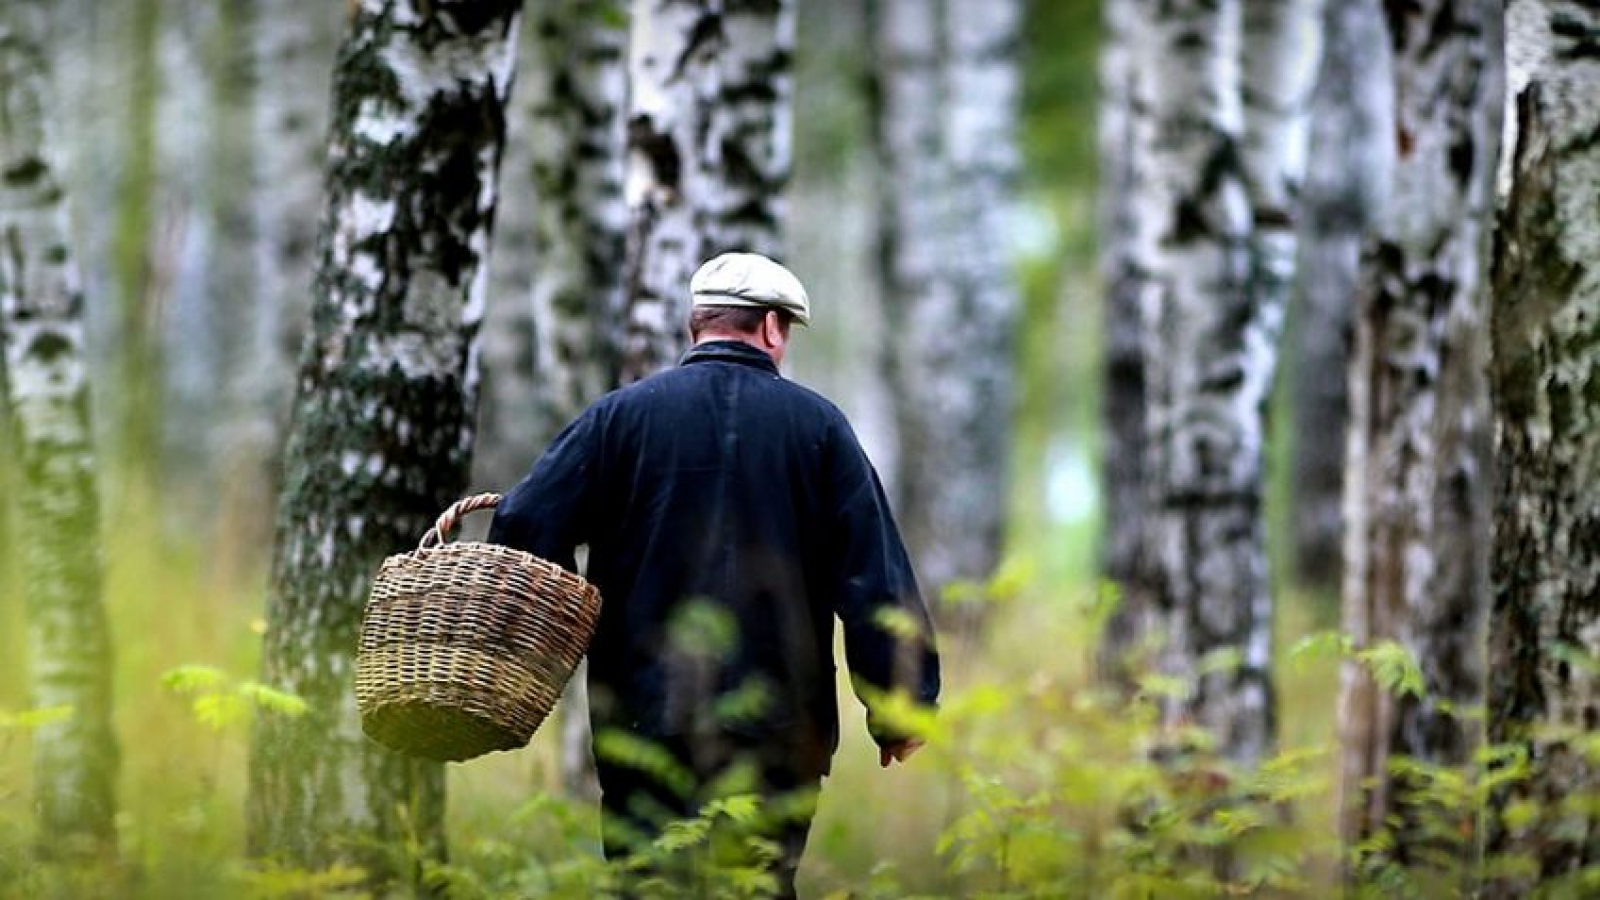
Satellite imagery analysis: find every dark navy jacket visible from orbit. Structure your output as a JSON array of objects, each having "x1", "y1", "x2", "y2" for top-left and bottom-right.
[{"x1": 487, "y1": 340, "x2": 940, "y2": 777}]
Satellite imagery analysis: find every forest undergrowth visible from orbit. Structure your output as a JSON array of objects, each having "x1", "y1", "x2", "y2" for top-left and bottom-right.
[{"x1": 0, "y1": 509, "x2": 1589, "y2": 899}]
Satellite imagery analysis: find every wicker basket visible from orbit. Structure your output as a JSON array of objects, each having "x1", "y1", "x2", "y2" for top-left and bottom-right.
[{"x1": 355, "y1": 493, "x2": 602, "y2": 762}]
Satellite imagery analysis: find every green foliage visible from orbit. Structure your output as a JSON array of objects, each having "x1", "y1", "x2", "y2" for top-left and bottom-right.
[
  {"x1": 0, "y1": 705, "x2": 74, "y2": 732},
  {"x1": 3, "y1": 502, "x2": 1594, "y2": 900},
  {"x1": 162, "y1": 664, "x2": 307, "y2": 732}
]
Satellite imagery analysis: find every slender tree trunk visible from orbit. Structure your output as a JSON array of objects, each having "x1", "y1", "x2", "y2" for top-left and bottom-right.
[
  {"x1": 1291, "y1": 0, "x2": 1392, "y2": 591},
  {"x1": 157, "y1": 0, "x2": 222, "y2": 489},
  {"x1": 1132, "y1": 0, "x2": 1282, "y2": 763},
  {"x1": 532, "y1": 2, "x2": 630, "y2": 802},
  {"x1": 246, "y1": 0, "x2": 521, "y2": 873},
  {"x1": 867, "y1": 0, "x2": 1021, "y2": 621},
  {"x1": 475, "y1": 0, "x2": 630, "y2": 802},
  {"x1": 112, "y1": 0, "x2": 162, "y2": 490},
  {"x1": 1336, "y1": 0, "x2": 1502, "y2": 869},
  {"x1": 531, "y1": 0, "x2": 630, "y2": 430},
  {"x1": 0, "y1": 0, "x2": 119, "y2": 854},
  {"x1": 1485, "y1": 2, "x2": 1600, "y2": 891},
  {"x1": 476, "y1": 0, "x2": 629, "y2": 490},
  {"x1": 1097, "y1": 0, "x2": 1151, "y2": 673},
  {"x1": 234, "y1": 0, "x2": 340, "y2": 528},
  {"x1": 620, "y1": 0, "x2": 796, "y2": 384}
]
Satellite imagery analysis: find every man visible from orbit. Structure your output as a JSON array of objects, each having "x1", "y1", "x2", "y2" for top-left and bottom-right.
[{"x1": 488, "y1": 252, "x2": 940, "y2": 897}]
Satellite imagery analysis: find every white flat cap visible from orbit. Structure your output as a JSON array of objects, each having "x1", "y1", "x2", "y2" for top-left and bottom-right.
[{"x1": 690, "y1": 252, "x2": 811, "y2": 326}]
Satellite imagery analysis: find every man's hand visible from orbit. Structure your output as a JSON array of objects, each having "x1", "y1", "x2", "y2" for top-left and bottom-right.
[{"x1": 878, "y1": 738, "x2": 925, "y2": 768}]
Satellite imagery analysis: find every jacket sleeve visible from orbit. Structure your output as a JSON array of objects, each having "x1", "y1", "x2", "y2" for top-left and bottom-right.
[
  {"x1": 486, "y1": 406, "x2": 602, "y2": 573},
  {"x1": 825, "y1": 416, "x2": 941, "y2": 748}
]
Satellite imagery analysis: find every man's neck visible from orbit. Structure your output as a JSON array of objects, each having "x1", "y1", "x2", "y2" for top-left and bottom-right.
[{"x1": 694, "y1": 333, "x2": 761, "y2": 349}]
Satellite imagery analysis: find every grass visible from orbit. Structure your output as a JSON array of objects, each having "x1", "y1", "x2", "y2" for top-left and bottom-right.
[{"x1": 1, "y1": 487, "x2": 1370, "y2": 899}]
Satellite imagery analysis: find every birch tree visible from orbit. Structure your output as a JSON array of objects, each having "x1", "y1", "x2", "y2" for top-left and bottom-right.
[
  {"x1": 1485, "y1": 1, "x2": 1600, "y2": 889},
  {"x1": 0, "y1": 0, "x2": 118, "y2": 852},
  {"x1": 247, "y1": 0, "x2": 522, "y2": 870},
  {"x1": 477, "y1": 0, "x2": 629, "y2": 491},
  {"x1": 620, "y1": 0, "x2": 796, "y2": 383},
  {"x1": 112, "y1": 0, "x2": 162, "y2": 487},
  {"x1": 868, "y1": 0, "x2": 1021, "y2": 617},
  {"x1": 1097, "y1": 0, "x2": 1150, "y2": 670},
  {"x1": 1290, "y1": 0, "x2": 1392, "y2": 589},
  {"x1": 232, "y1": 0, "x2": 340, "y2": 512},
  {"x1": 1130, "y1": 0, "x2": 1316, "y2": 763},
  {"x1": 1336, "y1": 0, "x2": 1502, "y2": 864}
]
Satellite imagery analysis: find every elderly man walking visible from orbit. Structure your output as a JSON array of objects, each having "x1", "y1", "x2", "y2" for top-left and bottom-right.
[{"x1": 488, "y1": 252, "x2": 940, "y2": 896}]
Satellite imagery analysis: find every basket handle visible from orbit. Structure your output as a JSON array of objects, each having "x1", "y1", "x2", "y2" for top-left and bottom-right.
[{"x1": 419, "y1": 492, "x2": 502, "y2": 550}]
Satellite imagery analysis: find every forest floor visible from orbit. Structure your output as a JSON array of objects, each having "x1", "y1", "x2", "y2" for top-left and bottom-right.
[{"x1": 0, "y1": 505, "x2": 1348, "y2": 899}]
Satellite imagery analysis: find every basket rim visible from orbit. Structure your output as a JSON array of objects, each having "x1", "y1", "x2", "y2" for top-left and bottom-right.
[{"x1": 377, "y1": 541, "x2": 598, "y2": 589}]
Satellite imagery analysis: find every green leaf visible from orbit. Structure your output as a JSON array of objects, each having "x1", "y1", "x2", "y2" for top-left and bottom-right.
[
  {"x1": 239, "y1": 682, "x2": 309, "y2": 718},
  {"x1": 1288, "y1": 631, "x2": 1353, "y2": 670},
  {"x1": 162, "y1": 664, "x2": 228, "y2": 694},
  {"x1": 1356, "y1": 641, "x2": 1426, "y2": 699},
  {"x1": 0, "y1": 704, "x2": 74, "y2": 731}
]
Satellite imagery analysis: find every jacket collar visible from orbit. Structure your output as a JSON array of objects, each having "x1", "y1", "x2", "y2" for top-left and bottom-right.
[{"x1": 680, "y1": 340, "x2": 780, "y2": 375}]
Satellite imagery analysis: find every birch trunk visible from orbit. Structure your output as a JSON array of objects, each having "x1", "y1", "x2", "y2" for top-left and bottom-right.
[
  {"x1": 1239, "y1": 0, "x2": 1321, "y2": 361},
  {"x1": 230, "y1": 0, "x2": 340, "y2": 531},
  {"x1": 112, "y1": 0, "x2": 162, "y2": 485},
  {"x1": 1133, "y1": 0, "x2": 1279, "y2": 763},
  {"x1": 1291, "y1": 0, "x2": 1392, "y2": 590},
  {"x1": 246, "y1": 0, "x2": 521, "y2": 871},
  {"x1": 476, "y1": 0, "x2": 629, "y2": 491},
  {"x1": 475, "y1": 0, "x2": 630, "y2": 802},
  {"x1": 868, "y1": 0, "x2": 1020, "y2": 617},
  {"x1": 1485, "y1": 1, "x2": 1600, "y2": 889},
  {"x1": 1336, "y1": 0, "x2": 1502, "y2": 865},
  {"x1": 620, "y1": 0, "x2": 796, "y2": 383},
  {"x1": 157, "y1": 0, "x2": 221, "y2": 485},
  {"x1": 1097, "y1": 0, "x2": 1149, "y2": 670},
  {"x1": 0, "y1": 0, "x2": 119, "y2": 852}
]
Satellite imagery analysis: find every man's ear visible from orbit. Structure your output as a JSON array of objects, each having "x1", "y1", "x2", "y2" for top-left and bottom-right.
[{"x1": 763, "y1": 310, "x2": 783, "y2": 346}]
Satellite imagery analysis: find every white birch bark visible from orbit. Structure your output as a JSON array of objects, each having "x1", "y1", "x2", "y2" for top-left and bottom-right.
[
  {"x1": 1336, "y1": 0, "x2": 1502, "y2": 864},
  {"x1": 1486, "y1": 1, "x2": 1600, "y2": 889},
  {"x1": 868, "y1": 0, "x2": 1021, "y2": 616},
  {"x1": 157, "y1": 0, "x2": 220, "y2": 483},
  {"x1": 475, "y1": 0, "x2": 630, "y2": 803},
  {"x1": 239, "y1": 1, "x2": 340, "y2": 487},
  {"x1": 246, "y1": 0, "x2": 521, "y2": 872},
  {"x1": 620, "y1": 0, "x2": 796, "y2": 383},
  {"x1": 476, "y1": 0, "x2": 629, "y2": 492},
  {"x1": 1098, "y1": 0, "x2": 1152, "y2": 670},
  {"x1": 111, "y1": 0, "x2": 163, "y2": 482},
  {"x1": 0, "y1": 0, "x2": 118, "y2": 852},
  {"x1": 1291, "y1": 0, "x2": 1392, "y2": 589},
  {"x1": 1133, "y1": 0, "x2": 1279, "y2": 763}
]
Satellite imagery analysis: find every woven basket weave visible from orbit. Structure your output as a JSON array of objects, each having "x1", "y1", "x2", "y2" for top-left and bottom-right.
[{"x1": 355, "y1": 493, "x2": 602, "y2": 762}]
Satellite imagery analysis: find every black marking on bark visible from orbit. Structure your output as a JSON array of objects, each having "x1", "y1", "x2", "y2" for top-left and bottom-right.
[
  {"x1": 3, "y1": 156, "x2": 46, "y2": 187},
  {"x1": 630, "y1": 115, "x2": 682, "y2": 191}
]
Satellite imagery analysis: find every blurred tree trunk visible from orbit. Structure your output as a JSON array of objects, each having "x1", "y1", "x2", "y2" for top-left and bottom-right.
[
  {"x1": 1485, "y1": 1, "x2": 1600, "y2": 890},
  {"x1": 237, "y1": 0, "x2": 340, "y2": 516},
  {"x1": 529, "y1": 0, "x2": 629, "y2": 804},
  {"x1": 1290, "y1": 0, "x2": 1392, "y2": 591},
  {"x1": 0, "y1": 0, "x2": 119, "y2": 854},
  {"x1": 246, "y1": 0, "x2": 521, "y2": 873},
  {"x1": 476, "y1": 0, "x2": 629, "y2": 490},
  {"x1": 475, "y1": 0, "x2": 630, "y2": 804},
  {"x1": 620, "y1": 0, "x2": 796, "y2": 383},
  {"x1": 867, "y1": 0, "x2": 1021, "y2": 624},
  {"x1": 157, "y1": 0, "x2": 223, "y2": 491},
  {"x1": 112, "y1": 0, "x2": 163, "y2": 494},
  {"x1": 1336, "y1": 0, "x2": 1501, "y2": 869},
  {"x1": 214, "y1": 0, "x2": 340, "y2": 554},
  {"x1": 1096, "y1": 0, "x2": 1150, "y2": 673},
  {"x1": 1132, "y1": 0, "x2": 1312, "y2": 763}
]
